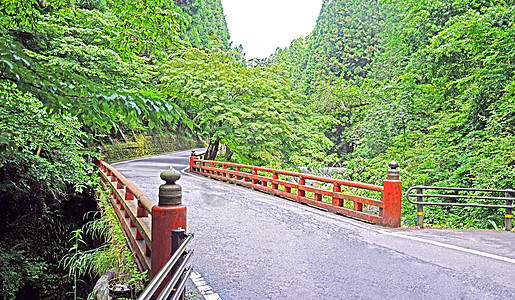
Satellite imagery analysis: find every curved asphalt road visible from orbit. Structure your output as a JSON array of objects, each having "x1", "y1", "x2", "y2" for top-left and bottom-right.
[{"x1": 112, "y1": 150, "x2": 515, "y2": 299}]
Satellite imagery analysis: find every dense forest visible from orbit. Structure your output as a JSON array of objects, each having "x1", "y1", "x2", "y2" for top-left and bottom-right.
[
  {"x1": 0, "y1": 0, "x2": 513, "y2": 298},
  {"x1": 271, "y1": 0, "x2": 515, "y2": 228}
]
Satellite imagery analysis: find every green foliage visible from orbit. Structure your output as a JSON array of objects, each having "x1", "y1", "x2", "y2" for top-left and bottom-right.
[
  {"x1": 109, "y1": 0, "x2": 186, "y2": 58},
  {"x1": 273, "y1": 0, "x2": 515, "y2": 229},
  {"x1": 1, "y1": 5, "x2": 191, "y2": 132},
  {"x1": 272, "y1": 37, "x2": 310, "y2": 91},
  {"x1": 0, "y1": 85, "x2": 97, "y2": 297},
  {"x1": 0, "y1": 202, "x2": 87, "y2": 299},
  {"x1": 176, "y1": 0, "x2": 231, "y2": 50},
  {"x1": 0, "y1": 83, "x2": 94, "y2": 240},
  {"x1": 0, "y1": 0, "x2": 42, "y2": 30},
  {"x1": 0, "y1": 247, "x2": 47, "y2": 300},
  {"x1": 61, "y1": 190, "x2": 146, "y2": 299},
  {"x1": 159, "y1": 46, "x2": 334, "y2": 165},
  {"x1": 272, "y1": 0, "x2": 387, "y2": 95},
  {"x1": 0, "y1": 83, "x2": 93, "y2": 199}
]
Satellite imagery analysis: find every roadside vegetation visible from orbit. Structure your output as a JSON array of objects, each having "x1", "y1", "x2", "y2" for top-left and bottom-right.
[
  {"x1": 0, "y1": 0, "x2": 513, "y2": 298},
  {"x1": 270, "y1": 0, "x2": 515, "y2": 228}
]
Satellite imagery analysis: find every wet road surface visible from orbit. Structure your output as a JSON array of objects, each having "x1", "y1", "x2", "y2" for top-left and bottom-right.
[{"x1": 112, "y1": 150, "x2": 515, "y2": 299}]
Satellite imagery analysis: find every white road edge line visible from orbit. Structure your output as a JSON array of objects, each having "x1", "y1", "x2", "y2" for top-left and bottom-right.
[
  {"x1": 183, "y1": 167, "x2": 515, "y2": 265},
  {"x1": 379, "y1": 230, "x2": 515, "y2": 264},
  {"x1": 190, "y1": 271, "x2": 222, "y2": 300},
  {"x1": 183, "y1": 166, "x2": 223, "y2": 299}
]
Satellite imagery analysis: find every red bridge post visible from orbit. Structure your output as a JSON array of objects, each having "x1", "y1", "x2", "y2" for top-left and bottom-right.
[
  {"x1": 189, "y1": 151, "x2": 196, "y2": 172},
  {"x1": 151, "y1": 166, "x2": 187, "y2": 280},
  {"x1": 381, "y1": 161, "x2": 402, "y2": 228}
]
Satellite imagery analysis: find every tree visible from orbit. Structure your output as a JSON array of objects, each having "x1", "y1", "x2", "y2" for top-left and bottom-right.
[
  {"x1": 0, "y1": 4, "x2": 189, "y2": 132},
  {"x1": 159, "y1": 45, "x2": 334, "y2": 165}
]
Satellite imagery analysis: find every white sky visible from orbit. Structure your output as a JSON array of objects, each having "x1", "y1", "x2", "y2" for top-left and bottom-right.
[{"x1": 220, "y1": 0, "x2": 324, "y2": 59}]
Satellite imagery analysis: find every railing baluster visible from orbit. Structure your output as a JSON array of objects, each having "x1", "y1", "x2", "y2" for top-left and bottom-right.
[
  {"x1": 354, "y1": 199, "x2": 363, "y2": 211},
  {"x1": 252, "y1": 168, "x2": 258, "y2": 185},
  {"x1": 272, "y1": 172, "x2": 278, "y2": 190},
  {"x1": 332, "y1": 183, "x2": 342, "y2": 207},
  {"x1": 298, "y1": 176, "x2": 305, "y2": 202}
]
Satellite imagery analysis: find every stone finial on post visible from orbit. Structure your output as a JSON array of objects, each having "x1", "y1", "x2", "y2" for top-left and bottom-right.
[
  {"x1": 386, "y1": 161, "x2": 399, "y2": 180},
  {"x1": 381, "y1": 161, "x2": 402, "y2": 228},
  {"x1": 159, "y1": 167, "x2": 182, "y2": 206},
  {"x1": 151, "y1": 166, "x2": 187, "y2": 280}
]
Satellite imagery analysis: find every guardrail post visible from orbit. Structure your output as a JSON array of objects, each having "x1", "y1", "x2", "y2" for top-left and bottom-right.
[
  {"x1": 416, "y1": 187, "x2": 424, "y2": 228},
  {"x1": 381, "y1": 161, "x2": 402, "y2": 228},
  {"x1": 151, "y1": 166, "x2": 187, "y2": 280},
  {"x1": 506, "y1": 190, "x2": 513, "y2": 231},
  {"x1": 171, "y1": 229, "x2": 187, "y2": 300}
]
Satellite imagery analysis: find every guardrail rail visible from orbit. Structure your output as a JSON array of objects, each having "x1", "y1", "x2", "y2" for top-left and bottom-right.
[
  {"x1": 138, "y1": 229, "x2": 194, "y2": 300},
  {"x1": 406, "y1": 186, "x2": 514, "y2": 230}
]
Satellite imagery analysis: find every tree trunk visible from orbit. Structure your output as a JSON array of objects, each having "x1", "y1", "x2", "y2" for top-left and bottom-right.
[
  {"x1": 224, "y1": 146, "x2": 233, "y2": 161},
  {"x1": 205, "y1": 138, "x2": 220, "y2": 160}
]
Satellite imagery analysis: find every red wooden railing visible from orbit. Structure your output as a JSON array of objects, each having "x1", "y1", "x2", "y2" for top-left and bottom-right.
[
  {"x1": 98, "y1": 160, "x2": 187, "y2": 280},
  {"x1": 190, "y1": 157, "x2": 402, "y2": 227}
]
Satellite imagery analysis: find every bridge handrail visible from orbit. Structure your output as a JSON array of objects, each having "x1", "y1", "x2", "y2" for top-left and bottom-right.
[
  {"x1": 197, "y1": 159, "x2": 384, "y2": 192},
  {"x1": 190, "y1": 157, "x2": 402, "y2": 228},
  {"x1": 99, "y1": 160, "x2": 188, "y2": 282},
  {"x1": 100, "y1": 160, "x2": 154, "y2": 213}
]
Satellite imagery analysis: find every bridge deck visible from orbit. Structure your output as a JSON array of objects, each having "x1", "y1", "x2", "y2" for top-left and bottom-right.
[{"x1": 112, "y1": 150, "x2": 515, "y2": 300}]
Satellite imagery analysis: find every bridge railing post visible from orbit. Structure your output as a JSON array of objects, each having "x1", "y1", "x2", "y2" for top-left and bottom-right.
[
  {"x1": 189, "y1": 151, "x2": 196, "y2": 172},
  {"x1": 381, "y1": 161, "x2": 402, "y2": 228},
  {"x1": 151, "y1": 166, "x2": 187, "y2": 280}
]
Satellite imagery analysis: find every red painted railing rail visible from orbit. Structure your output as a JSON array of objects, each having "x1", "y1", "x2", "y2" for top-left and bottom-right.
[
  {"x1": 99, "y1": 160, "x2": 187, "y2": 281},
  {"x1": 190, "y1": 157, "x2": 402, "y2": 227}
]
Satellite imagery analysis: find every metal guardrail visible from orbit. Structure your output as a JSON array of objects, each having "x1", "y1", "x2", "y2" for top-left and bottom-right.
[
  {"x1": 138, "y1": 229, "x2": 194, "y2": 300},
  {"x1": 406, "y1": 186, "x2": 514, "y2": 230}
]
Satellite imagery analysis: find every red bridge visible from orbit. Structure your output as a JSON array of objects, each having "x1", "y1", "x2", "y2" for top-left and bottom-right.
[{"x1": 99, "y1": 149, "x2": 515, "y2": 299}]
